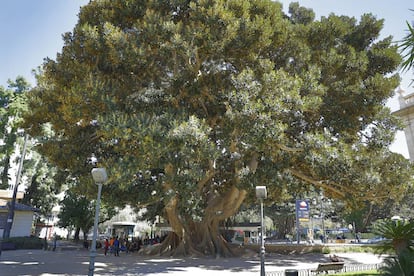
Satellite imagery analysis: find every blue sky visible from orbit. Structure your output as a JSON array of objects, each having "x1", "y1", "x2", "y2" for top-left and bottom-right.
[
  {"x1": 0, "y1": 0, "x2": 412, "y2": 157},
  {"x1": 0, "y1": 0, "x2": 88, "y2": 87}
]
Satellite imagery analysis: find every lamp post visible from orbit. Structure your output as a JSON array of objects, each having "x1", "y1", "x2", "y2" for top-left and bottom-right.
[
  {"x1": 88, "y1": 168, "x2": 108, "y2": 276},
  {"x1": 256, "y1": 186, "x2": 267, "y2": 276},
  {"x1": 320, "y1": 199, "x2": 325, "y2": 243},
  {"x1": 1, "y1": 133, "x2": 28, "y2": 257},
  {"x1": 312, "y1": 196, "x2": 330, "y2": 244},
  {"x1": 3, "y1": 133, "x2": 29, "y2": 240}
]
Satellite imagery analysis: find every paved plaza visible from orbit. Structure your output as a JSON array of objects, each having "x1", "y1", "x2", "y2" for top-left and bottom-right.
[{"x1": 0, "y1": 246, "x2": 384, "y2": 276}]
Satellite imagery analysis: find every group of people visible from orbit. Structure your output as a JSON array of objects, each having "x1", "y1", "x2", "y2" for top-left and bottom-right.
[
  {"x1": 103, "y1": 236, "x2": 122, "y2": 256},
  {"x1": 101, "y1": 234, "x2": 169, "y2": 256},
  {"x1": 103, "y1": 236, "x2": 143, "y2": 256}
]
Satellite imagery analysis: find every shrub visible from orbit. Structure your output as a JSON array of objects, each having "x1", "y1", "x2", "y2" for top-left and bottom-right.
[
  {"x1": 372, "y1": 219, "x2": 414, "y2": 274},
  {"x1": 2, "y1": 236, "x2": 44, "y2": 250}
]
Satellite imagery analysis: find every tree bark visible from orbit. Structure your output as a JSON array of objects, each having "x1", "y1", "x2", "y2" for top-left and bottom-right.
[
  {"x1": 148, "y1": 185, "x2": 247, "y2": 257},
  {"x1": 74, "y1": 227, "x2": 80, "y2": 241}
]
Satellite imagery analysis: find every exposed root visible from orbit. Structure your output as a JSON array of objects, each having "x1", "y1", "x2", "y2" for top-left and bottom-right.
[
  {"x1": 151, "y1": 185, "x2": 246, "y2": 258},
  {"x1": 138, "y1": 231, "x2": 236, "y2": 258}
]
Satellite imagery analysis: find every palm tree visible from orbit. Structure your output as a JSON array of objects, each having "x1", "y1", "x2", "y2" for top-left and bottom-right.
[
  {"x1": 380, "y1": 249, "x2": 414, "y2": 276},
  {"x1": 400, "y1": 10, "x2": 414, "y2": 84},
  {"x1": 372, "y1": 219, "x2": 414, "y2": 275}
]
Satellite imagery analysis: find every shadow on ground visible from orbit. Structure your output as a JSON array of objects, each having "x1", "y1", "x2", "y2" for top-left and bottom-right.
[{"x1": 0, "y1": 248, "x2": 383, "y2": 276}]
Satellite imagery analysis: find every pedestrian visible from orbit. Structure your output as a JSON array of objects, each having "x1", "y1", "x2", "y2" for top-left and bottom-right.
[
  {"x1": 319, "y1": 234, "x2": 324, "y2": 243},
  {"x1": 356, "y1": 232, "x2": 361, "y2": 243},
  {"x1": 83, "y1": 240, "x2": 89, "y2": 250},
  {"x1": 114, "y1": 236, "x2": 120, "y2": 256},
  {"x1": 109, "y1": 236, "x2": 115, "y2": 255},
  {"x1": 123, "y1": 239, "x2": 129, "y2": 254},
  {"x1": 53, "y1": 233, "x2": 57, "y2": 251},
  {"x1": 104, "y1": 238, "x2": 109, "y2": 256}
]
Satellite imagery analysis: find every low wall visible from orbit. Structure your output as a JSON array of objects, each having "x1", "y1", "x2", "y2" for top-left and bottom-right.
[{"x1": 245, "y1": 243, "x2": 324, "y2": 254}]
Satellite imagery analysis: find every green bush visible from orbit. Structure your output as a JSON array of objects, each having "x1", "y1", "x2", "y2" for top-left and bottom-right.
[
  {"x1": 2, "y1": 236, "x2": 44, "y2": 249},
  {"x1": 329, "y1": 245, "x2": 377, "y2": 254},
  {"x1": 246, "y1": 244, "x2": 327, "y2": 254},
  {"x1": 321, "y1": 246, "x2": 331, "y2": 254}
]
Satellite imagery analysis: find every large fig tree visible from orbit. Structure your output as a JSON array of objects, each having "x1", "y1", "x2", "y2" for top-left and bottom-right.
[{"x1": 24, "y1": 0, "x2": 412, "y2": 256}]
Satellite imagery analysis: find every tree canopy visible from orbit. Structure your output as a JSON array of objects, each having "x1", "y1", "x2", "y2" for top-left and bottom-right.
[
  {"x1": 24, "y1": 0, "x2": 413, "y2": 256},
  {"x1": 0, "y1": 77, "x2": 64, "y2": 220},
  {"x1": 0, "y1": 77, "x2": 29, "y2": 189}
]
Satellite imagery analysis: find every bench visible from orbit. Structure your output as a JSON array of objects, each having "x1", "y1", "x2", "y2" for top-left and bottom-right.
[{"x1": 311, "y1": 262, "x2": 345, "y2": 274}]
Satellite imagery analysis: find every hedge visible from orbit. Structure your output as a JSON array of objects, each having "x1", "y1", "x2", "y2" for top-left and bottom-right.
[{"x1": 1, "y1": 236, "x2": 44, "y2": 250}]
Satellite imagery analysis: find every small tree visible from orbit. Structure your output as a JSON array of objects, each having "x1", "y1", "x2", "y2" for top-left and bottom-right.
[
  {"x1": 58, "y1": 189, "x2": 95, "y2": 241},
  {"x1": 373, "y1": 219, "x2": 414, "y2": 275},
  {"x1": 21, "y1": 156, "x2": 59, "y2": 219},
  {"x1": 381, "y1": 250, "x2": 414, "y2": 276},
  {"x1": 0, "y1": 77, "x2": 29, "y2": 189},
  {"x1": 58, "y1": 187, "x2": 116, "y2": 241}
]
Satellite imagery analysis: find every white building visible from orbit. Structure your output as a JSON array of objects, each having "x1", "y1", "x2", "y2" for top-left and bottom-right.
[
  {"x1": 394, "y1": 87, "x2": 414, "y2": 161},
  {"x1": 101, "y1": 206, "x2": 151, "y2": 240},
  {"x1": 0, "y1": 190, "x2": 38, "y2": 237}
]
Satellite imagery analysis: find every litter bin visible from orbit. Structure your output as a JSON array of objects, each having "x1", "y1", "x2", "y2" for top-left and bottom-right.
[{"x1": 285, "y1": 269, "x2": 298, "y2": 276}]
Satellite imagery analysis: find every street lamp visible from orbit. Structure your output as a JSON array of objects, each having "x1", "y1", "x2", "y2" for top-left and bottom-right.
[
  {"x1": 88, "y1": 168, "x2": 108, "y2": 276},
  {"x1": 312, "y1": 196, "x2": 330, "y2": 244},
  {"x1": 1, "y1": 133, "x2": 28, "y2": 257},
  {"x1": 256, "y1": 186, "x2": 267, "y2": 276},
  {"x1": 3, "y1": 133, "x2": 29, "y2": 239}
]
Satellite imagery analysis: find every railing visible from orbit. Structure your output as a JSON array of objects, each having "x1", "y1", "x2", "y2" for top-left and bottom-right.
[
  {"x1": 342, "y1": 263, "x2": 384, "y2": 272},
  {"x1": 266, "y1": 263, "x2": 384, "y2": 276},
  {"x1": 266, "y1": 269, "x2": 309, "y2": 276}
]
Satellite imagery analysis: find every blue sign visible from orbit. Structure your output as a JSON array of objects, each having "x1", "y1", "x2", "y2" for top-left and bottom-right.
[{"x1": 296, "y1": 199, "x2": 310, "y2": 222}]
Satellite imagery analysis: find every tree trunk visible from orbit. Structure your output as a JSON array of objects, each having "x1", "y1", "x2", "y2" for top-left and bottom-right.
[
  {"x1": 74, "y1": 227, "x2": 81, "y2": 241},
  {"x1": 393, "y1": 239, "x2": 410, "y2": 255},
  {"x1": 142, "y1": 186, "x2": 247, "y2": 257},
  {"x1": 83, "y1": 229, "x2": 89, "y2": 241},
  {"x1": 273, "y1": 214, "x2": 295, "y2": 239}
]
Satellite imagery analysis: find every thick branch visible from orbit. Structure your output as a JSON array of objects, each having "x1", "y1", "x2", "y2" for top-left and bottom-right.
[
  {"x1": 205, "y1": 186, "x2": 247, "y2": 221},
  {"x1": 290, "y1": 168, "x2": 390, "y2": 201},
  {"x1": 289, "y1": 168, "x2": 346, "y2": 197},
  {"x1": 197, "y1": 160, "x2": 216, "y2": 192}
]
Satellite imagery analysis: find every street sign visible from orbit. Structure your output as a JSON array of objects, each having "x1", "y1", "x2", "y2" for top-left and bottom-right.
[{"x1": 296, "y1": 199, "x2": 310, "y2": 222}]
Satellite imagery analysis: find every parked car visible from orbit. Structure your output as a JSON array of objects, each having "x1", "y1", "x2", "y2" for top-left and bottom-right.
[
  {"x1": 264, "y1": 235, "x2": 292, "y2": 244},
  {"x1": 366, "y1": 236, "x2": 387, "y2": 244}
]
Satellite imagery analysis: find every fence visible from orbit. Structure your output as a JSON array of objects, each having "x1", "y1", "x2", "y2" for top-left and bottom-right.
[{"x1": 266, "y1": 263, "x2": 384, "y2": 276}]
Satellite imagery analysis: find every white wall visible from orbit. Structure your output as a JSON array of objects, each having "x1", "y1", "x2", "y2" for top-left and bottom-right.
[{"x1": 11, "y1": 211, "x2": 34, "y2": 237}]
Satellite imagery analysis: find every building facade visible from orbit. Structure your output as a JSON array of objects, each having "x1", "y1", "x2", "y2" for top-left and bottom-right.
[{"x1": 394, "y1": 87, "x2": 414, "y2": 161}]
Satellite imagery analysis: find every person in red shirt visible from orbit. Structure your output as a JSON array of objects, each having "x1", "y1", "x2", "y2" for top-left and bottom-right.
[{"x1": 104, "y1": 239, "x2": 109, "y2": 256}]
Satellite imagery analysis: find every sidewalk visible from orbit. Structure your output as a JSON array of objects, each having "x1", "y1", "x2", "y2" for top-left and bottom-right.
[{"x1": 0, "y1": 247, "x2": 385, "y2": 276}]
